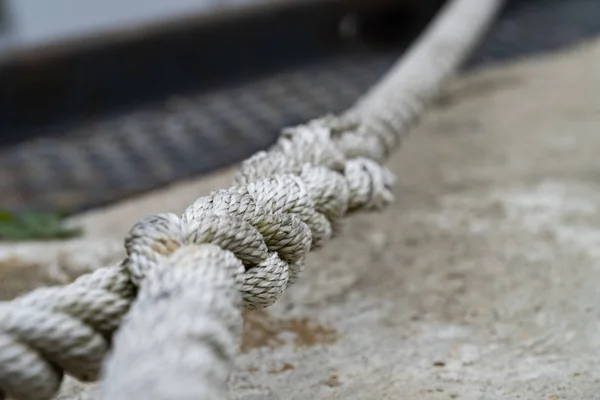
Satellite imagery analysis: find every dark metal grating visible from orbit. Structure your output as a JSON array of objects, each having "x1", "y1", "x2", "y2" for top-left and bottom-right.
[{"x1": 0, "y1": 54, "x2": 398, "y2": 212}]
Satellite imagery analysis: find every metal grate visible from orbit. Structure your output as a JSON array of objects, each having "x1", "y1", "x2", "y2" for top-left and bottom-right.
[{"x1": 0, "y1": 53, "x2": 397, "y2": 212}]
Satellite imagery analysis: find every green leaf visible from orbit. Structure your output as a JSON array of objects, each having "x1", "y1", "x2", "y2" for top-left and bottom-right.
[
  {"x1": 0, "y1": 223, "x2": 34, "y2": 240},
  {"x1": 0, "y1": 210, "x2": 15, "y2": 222},
  {"x1": 0, "y1": 210, "x2": 83, "y2": 241}
]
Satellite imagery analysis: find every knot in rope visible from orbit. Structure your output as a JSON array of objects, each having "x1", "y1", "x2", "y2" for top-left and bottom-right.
[
  {"x1": 124, "y1": 117, "x2": 394, "y2": 309},
  {"x1": 99, "y1": 119, "x2": 395, "y2": 399},
  {"x1": 0, "y1": 114, "x2": 394, "y2": 400}
]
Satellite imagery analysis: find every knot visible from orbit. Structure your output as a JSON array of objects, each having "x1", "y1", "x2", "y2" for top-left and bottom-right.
[
  {"x1": 125, "y1": 212, "x2": 289, "y2": 309},
  {"x1": 122, "y1": 115, "x2": 396, "y2": 306},
  {"x1": 327, "y1": 111, "x2": 399, "y2": 162},
  {"x1": 334, "y1": 132, "x2": 389, "y2": 163},
  {"x1": 345, "y1": 158, "x2": 395, "y2": 211},
  {"x1": 236, "y1": 115, "x2": 395, "y2": 212},
  {"x1": 184, "y1": 214, "x2": 291, "y2": 309},
  {"x1": 182, "y1": 185, "x2": 313, "y2": 287},
  {"x1": 298, "y1": 165, "x2": 348, "y2": 234},
  {"x1": 276, "y1": 118, "x2": 347, "y2": 171},
  {"x1": 245, "y1": 175, "x2": 332, "y2": 248},
  {"x1": 126, "y1": 174, "x2": 329, "y2": 309},
  {"x1": 124, "y1": 213, "x2": 185, "y2": 285}
]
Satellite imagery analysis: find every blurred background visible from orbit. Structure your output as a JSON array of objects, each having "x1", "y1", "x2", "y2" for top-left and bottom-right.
[{"x1": 0, "y1": 0, "x2": 597, "y2": 218}]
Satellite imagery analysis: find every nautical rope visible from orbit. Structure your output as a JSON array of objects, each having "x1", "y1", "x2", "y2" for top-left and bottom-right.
[{"x1": 0, "y1": 1, "x2": 504, "y2": 399}]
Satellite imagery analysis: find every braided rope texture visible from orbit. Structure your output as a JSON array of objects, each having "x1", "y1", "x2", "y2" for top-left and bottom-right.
[{"x1": 0, "y1": 1, "x2": 504, "y2": 399}]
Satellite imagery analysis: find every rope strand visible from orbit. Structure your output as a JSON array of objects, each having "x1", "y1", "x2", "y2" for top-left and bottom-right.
[{"x1": 0, "y1": 1, "x2": 504, "y2": 399}]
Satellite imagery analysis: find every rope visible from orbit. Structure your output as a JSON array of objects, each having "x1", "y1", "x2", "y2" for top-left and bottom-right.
[{"x1": 0, "y1": 1, "x2": 504, "y2": 399}]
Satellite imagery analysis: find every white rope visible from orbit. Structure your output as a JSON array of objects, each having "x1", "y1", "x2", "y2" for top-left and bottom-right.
[{"x1": 0, "y1": 1, "x2": 504, "y2": 399}]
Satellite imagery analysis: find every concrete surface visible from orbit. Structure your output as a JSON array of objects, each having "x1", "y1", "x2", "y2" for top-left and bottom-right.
[{"x1": 5, "y1": 35, "x2": 600, "y2": 399}]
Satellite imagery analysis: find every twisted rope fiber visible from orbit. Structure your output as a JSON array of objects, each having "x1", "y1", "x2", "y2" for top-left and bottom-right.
[{"x1": 0, "y1": 1, "x2": 504, "y2": 399}]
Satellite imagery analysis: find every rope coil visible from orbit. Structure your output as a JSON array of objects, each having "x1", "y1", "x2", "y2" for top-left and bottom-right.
[{"x1": 0, "y1": 1, "x2": 504, "y2": 399}]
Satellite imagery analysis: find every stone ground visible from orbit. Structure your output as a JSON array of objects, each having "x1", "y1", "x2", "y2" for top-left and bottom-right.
[{"x1": 3, "y1": 35, "x2": 600, "y2": 399}]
